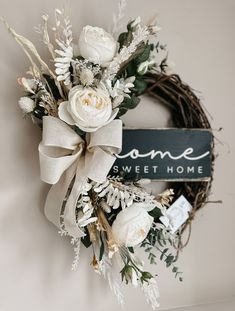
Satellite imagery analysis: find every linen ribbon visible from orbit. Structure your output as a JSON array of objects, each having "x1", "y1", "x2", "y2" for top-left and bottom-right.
[{"x1": 38, "y1": 116, "x2": 122, "y2": 238}]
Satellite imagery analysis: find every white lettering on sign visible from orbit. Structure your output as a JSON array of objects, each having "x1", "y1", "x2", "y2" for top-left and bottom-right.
[
  {"x1": 116, "y1": 147, "x2": 210, "y2": 161},
  {"x1": 112, "y1": 165, "x2": 204, "y2": 175}
]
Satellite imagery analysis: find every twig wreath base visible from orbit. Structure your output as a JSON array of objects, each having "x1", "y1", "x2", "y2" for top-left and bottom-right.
[{"x1": 144, "y1": 73, "x2": 214, "y2": 250}]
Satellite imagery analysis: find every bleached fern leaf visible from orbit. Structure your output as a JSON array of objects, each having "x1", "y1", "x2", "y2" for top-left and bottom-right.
[
  {"x1": 92, "y1": 177, "x2": 159, "y2": 212},
  {"x1": 71, "y1": 238, "x2": 81, "y2": 271},
  {"x1": 54, "y1": 10, "x2": 73, "y2": 88}
]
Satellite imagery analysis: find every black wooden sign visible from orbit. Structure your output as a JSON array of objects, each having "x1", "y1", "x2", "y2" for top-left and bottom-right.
[{"x1": 110, "y1": 129, "x2": 213, "y2": 181}]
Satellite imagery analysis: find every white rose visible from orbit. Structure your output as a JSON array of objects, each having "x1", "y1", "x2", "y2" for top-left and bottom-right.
[
  {"x1": 18, "y1": 97, "x2": 35, "y2": 113},
  {"x1": 112, "y1": 203, "x2": 154, "y2": 247},
  {"x1": 78, "y1": 25, "x2": 117, "y2": 65},
  {"x1": 58, "y1": 84, "x2": 118, "y2": 132}
]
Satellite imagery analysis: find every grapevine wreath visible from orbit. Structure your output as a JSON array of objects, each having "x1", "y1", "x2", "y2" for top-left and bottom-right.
[{"x1": 2, "y1": 3, "x2": 214, "y2": 309}]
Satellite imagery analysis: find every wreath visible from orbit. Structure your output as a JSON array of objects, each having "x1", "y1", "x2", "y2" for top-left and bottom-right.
[{"x1": 2, "y1": 4, "x2": 214, "y2": 310}]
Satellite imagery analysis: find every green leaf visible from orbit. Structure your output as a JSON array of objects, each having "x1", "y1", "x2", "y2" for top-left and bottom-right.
[
  {"x1": 149, "y1": 207, "x2": 162, "y2": 220},
  {"x1": 33, "y1": 106, "x2": 46, "y2": 120},
  {"x1": 166, "y1": 254, "x2": 174, "y2": 262},
  {"x1": 81, "y1": 229, "x2": 92, "y2": 248},
  {"x1": 99, "y1": 234, "x2": 105, "y2": 261},
  {"x1": 117, "y1": 107, "x2": 128, "y2": 117},
  {"x1": 74, "y1": 126, "x2": 85, "y2": 137},
  {"x1": 142, "y1": 271, "x2": 153, "y2": 280},
  {"x1": 128, "y1": 247, "x2": 134, "y2": 254},
  {"x1": 123, "y1": 96, "x2": 141, "y2": 109},
  {"x1": 117, "y1": 96, "x2": 141, "y2": 117},
  {"x1": 135, "y1": 44, "x2": 151, "y2": 64},
  {"x1": 160, "y1": 248, "x2": 169, "y2": 261},
  {"x1": 124, "y1": 61, "x2": 137, "y2": 77},
  {"x1": 43, "y1": 74, "x2": 61, "y2": 100},
  {"x1": 118, "y1": 32, "x2": 128, "y2": 48},
  {"x1": 134, "y1": 78, "x2": 147, "y2": 94},
  {"x1": 127, "y1": 20, "x2": 134, "y2": 31}
]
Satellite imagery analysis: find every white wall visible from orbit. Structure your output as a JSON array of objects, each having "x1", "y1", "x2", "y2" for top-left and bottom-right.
[{"x1": 0, "y1": 0, "x2": 234, "y2": 310}]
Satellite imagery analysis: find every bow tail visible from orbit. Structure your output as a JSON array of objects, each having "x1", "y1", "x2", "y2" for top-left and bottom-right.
[
  {"x1": 44, "y1": 161, "x2": 77, "y2": 230},
  {"x1": 44, "y1": 160, "x2": 86, "y2": 238},
  {"x1": 63, "y1": 157, "x2": 87, "y2": 238}
]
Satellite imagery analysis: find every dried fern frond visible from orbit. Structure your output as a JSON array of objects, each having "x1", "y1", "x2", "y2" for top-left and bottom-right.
[
  {"x1": 92, "y1": 177, "x2": 160, "y2": 212},
  {"x1": 53, "y1": 9, "x2": 73, "y2": 88},
  {"x1": 34, "y1": 14, "x2": 56, "y2": 60}
]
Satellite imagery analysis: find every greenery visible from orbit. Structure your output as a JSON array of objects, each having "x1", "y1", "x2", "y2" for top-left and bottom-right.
[{"x1": 142, "y1": 227, "x2": 183, "y2": 282}]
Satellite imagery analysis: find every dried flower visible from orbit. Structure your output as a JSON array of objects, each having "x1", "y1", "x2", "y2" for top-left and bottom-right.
[
  {"x1": 80, "y1": 68, "x2": 94, "y2": 86},
  {"x1": 91, "y1": 255, "x2": 102, "y2": 274},
  {"x1": 18, "y1": 97, "x2": 35, "y2": 113},
  {"x1": 18, "y1": 77, "x2": 37, "y2": 93},
  {"x1": 107, "y1": 240, "x2": 119, "y2": 258}
]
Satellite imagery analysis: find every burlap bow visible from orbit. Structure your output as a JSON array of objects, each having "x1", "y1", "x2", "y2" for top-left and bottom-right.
[{"x1": 38, "y1": 116, "x2": 122, "y2": 238}]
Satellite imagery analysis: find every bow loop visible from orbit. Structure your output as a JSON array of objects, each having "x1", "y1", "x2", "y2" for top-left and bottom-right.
[
  {"x1": 85, "y1": 119, "x2": 122, "y2": 182},
  {"x1": 39, "y1": 117, "x2": 84, "y2": 184},
  {"x1": 87, "y1": 119, "x2": 122, "y2": 154}
]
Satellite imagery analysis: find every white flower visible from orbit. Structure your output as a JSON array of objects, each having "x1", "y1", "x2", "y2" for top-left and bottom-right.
[
  {"x1": 58, "y1": 84, "x2": 118, "y2": 132},
  {"x1": 106, "y1": 76, "x2": 135, "y2": 107},
  {"x1": 18, "y1": 97, "x2": 35, "y2": 113},
  {"x1": 77, "y1": 203, "x2": 97, "y2": 227},
  {"x1": 112, "y1": 77, "x2": 135, "y2": 97},
  {"x1": 129, "y1": 16, "x2": 142, "y2": 30},
  {"x1": 112, "y1": 203, "x2": 153, "y2": 247},
  {"x1": 80, "y1": 68, "x2": 94, "y2": 86},
  {"x1": 137, "y1": 59, "x2": 155, "y2": 75},
  {"x1": 113, "y1": 95, "x2": 124, "y2": 108},
  {"x1": 78, "y1": 25, "x2": 117, "y2": 66}
]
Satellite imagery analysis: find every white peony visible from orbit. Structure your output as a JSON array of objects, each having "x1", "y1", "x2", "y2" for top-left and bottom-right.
[
  {"x1": 112, "y1": 203, "x2": 154, "y2": 247},
  {"x1": 78, "y1": 25, "x2": 117, "y2": 66},
  {"x1": 58, "y1": 84, "x2": 118, "y2": 132},
  {"x1": 18, "y1": 97, "x2": 35, "y2": 113}
]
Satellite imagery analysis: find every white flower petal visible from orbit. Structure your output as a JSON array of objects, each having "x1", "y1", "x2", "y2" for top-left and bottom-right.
[{"x1": 58, "y1": 101, "x2": 75, "y2": 125}]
